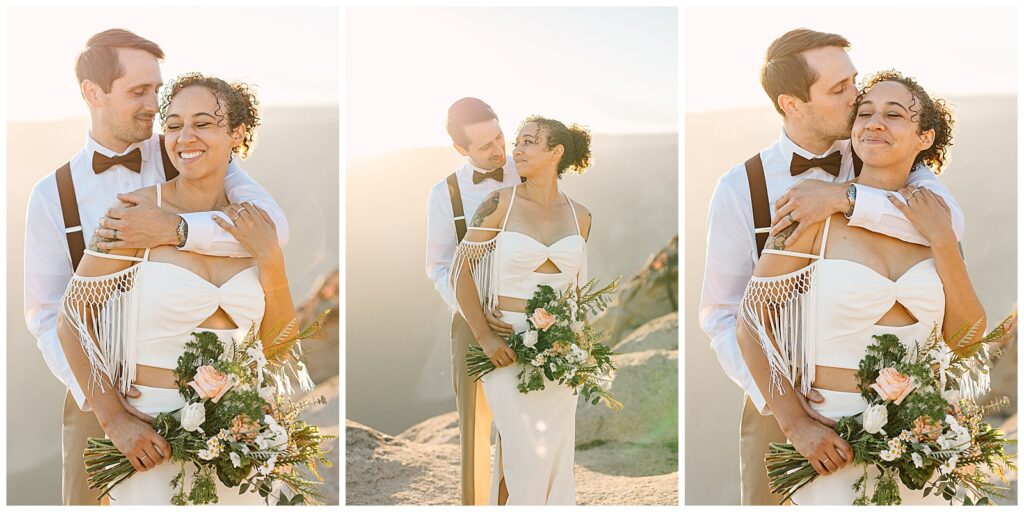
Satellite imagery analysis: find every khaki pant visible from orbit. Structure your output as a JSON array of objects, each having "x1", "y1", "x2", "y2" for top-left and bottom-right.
[
  {"x1": 739, "y1": 397, "x2": 787, "y2": 506},
  {"x1": 450, "y1": 314, "x2": 493, "y2": 506},
  {"x1": 62, "y1": 391, "x2": 104, "y2": 505}
]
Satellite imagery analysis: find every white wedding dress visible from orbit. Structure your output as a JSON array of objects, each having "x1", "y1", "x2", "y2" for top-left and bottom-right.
[
  {"x1": 62, "y1": 184, "x2": 267, "y2": 506},
  {"x1": 742, "y1": 215, "x2": 949, "y2": 506},
  {"x1": 453, "y1": 185, "x2": 586, "y2": 505}
]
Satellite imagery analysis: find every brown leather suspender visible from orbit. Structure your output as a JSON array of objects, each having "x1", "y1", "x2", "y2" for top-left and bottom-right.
[
  {"x1": 447, "y1": 172, "x2": 468, "y2": 243},
  {"x1": 55, "y1": 163, "x2": 86, "y2": 270},
  {"x1": 56, "y1": 136, "x2": 179, "y2": 270},
  {"x1": 744, "y1": 153, "x2": 772, "y2": 258},
  {"x1": 158, "y1": 135, "x2": 179, "y2": 180}
]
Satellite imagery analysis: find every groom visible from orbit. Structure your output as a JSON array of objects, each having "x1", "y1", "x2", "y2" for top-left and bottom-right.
[
  {"x1": 425, "y1": 97, "x2": 521, "y2": 505},
  {"x1": 23, "y1": 28, "x2": 289, "y2": 505},
  {"x1": 699, "y1": 28, "x2": 965, "y2": 505}
]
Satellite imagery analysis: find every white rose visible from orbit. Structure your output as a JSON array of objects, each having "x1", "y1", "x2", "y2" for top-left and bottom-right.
[
  {"x1": 180, "y1": 402, "x2": 206, "y2": 432},
  {"x1": 862, "y1": 404, "x2": 888, "y2": 434},
  {"x1": 229, "y1": 451, "x2": 242, "y2": 468},
  {"x1": 523, "y1": 330, "x2": 539, "y2": 348},
  {"x1": 911, "y1": 452, "x2": 924, "y2": 468}
]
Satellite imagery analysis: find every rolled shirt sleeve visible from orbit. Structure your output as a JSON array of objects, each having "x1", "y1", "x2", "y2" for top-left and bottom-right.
[
  {"x1": 848, "y1": 166, "x2": 964, "y2": 245},
  {"x1": 24, "y1": 180, "x2": 89, "y2": 409},
  {"x1": 699, "y1": 175, "x2": 769, "y2": 412},
  {"x1": 179, "y1": 160, "x2": 290, "y2": 257},
  {"x1": 426, "y1": 181, "x2": 459, "y2": 311}
]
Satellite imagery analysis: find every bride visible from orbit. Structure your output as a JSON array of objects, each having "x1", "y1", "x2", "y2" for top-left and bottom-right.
[
  {"x1": 57, "y1": 73, "x2": 294, "y2": 505},
  {"x1": 737, "y1": 71, "x2": 986, "y2": 505},
  {"x1": 452, "y1": 116, "x2": 592, "y2": 505}
]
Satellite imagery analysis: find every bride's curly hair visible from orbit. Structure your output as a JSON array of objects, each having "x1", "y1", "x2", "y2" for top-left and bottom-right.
[
  {"x1": 159, "y1": 72, "x2": 261, "y2": 159},
  {"x1": 855, "y1": 70, "x2": 954, "y2": 174},
  {"x1": 521, "y1": 116, "x2": 592, "y2": 177}
]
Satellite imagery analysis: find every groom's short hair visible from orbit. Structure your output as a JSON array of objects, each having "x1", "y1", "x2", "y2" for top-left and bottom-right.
[
  {"x1": 446, "y1": 98, "x2": 498, "y2": 149},
  {"x1": 760, "y1": 29, "x2": 850, "y2": 115},
  {"x1": 75, "y1": 29, "x2": 164, "y2": 93}
]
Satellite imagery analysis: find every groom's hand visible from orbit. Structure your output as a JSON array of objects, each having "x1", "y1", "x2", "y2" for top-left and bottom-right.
[
  {"x1": 118, "y1": 386, "x2": 155, "y2": 424},
  {"x1": 770, "y1": 181, "x2": 849, "y2": 246},
  {"x1": 797, "y1": 388, "x2": 836, "y2": 427},
  {"x1": 485, "y1": 309, "x2": 514, "y2": 336},
  {"x1": 95, "y1": 192, "x2": 179, "y2": 250}
]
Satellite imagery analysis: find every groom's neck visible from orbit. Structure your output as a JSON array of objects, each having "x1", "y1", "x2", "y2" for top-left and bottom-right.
[
  {"x1": 782, "y1": 119, "x2": 836, "y2": 156},
  {"x1": 89, "y1": 122, "x2": 132, "y2": 154}
]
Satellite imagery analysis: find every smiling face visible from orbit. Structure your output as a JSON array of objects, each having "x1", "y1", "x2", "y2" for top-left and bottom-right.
[
  {"x1": 852, "y1": 80, "x2": 935, "y2": 170},
  {"x1": 454, "y1": 118, "x2": 506, "y2": 171},
  {"x1": 163, "y1": 86, "x2": 243, "y2": 178},
  {"x1": 512, "y1": 122, "x2": 561, "y2": 179},
  {"x1": 94, "y1": 48, "x2": 163, "y2": 145},
  {"x1": 797, "y1": 45, "x2": 859, "y2": 142}
]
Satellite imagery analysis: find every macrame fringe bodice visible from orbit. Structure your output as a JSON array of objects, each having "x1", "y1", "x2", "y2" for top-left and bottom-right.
[{"x1": 450, "y1": 185, "x2": 587, "y2": 313}]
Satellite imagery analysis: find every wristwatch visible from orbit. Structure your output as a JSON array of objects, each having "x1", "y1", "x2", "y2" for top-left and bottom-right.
[
  {"x1": 844, "y1": 183, "x2": 857, "y2": 218},
  {"x1": 175, "y1": 216, "x2": 189, "y2": 248}
]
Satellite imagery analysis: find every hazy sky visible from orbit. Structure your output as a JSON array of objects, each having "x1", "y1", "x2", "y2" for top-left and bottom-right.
[
  {"x1": 346, "y1": 7, "x2": 678, "y2": 157},
  {"x1": 686, "y1": 6, "x2": 1017, "y2": 113},
  {"x1": 6, "y1": 7, "x2": 339, "y2": 122}
]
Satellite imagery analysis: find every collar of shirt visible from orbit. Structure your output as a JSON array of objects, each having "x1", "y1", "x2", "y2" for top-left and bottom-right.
[
  {"x1": 457, "y1": 155, "x2": 520, "y2": 187},
  {"x1": 775, "y1": 128, "x2": 849, "y2": 172},
  {"x1": 85, "y1": 130, "x2": 156, "y2": 165}
]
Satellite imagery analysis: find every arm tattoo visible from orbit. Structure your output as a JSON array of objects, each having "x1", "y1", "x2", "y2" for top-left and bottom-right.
[
  {"x1": 87, "y1": 231, "x2": 115, "y2": 254},
  {"x1": 470, "y1": 192, "x2": 500, "y2": 227},
  {"x1": 764, "y1": 222, "x2": 798, "y2": 251}
]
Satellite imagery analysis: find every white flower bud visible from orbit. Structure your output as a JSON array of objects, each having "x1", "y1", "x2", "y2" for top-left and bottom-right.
[{"x1": 180, "y1": 402, "x2": 206, "y2": 432}]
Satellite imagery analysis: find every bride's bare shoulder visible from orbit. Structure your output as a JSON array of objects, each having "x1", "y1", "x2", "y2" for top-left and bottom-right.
[
  {"x1": 469, "y1": 187, "x2": 513, "y2": 230},
  {"x1": 568, "y1": 199, "x2": 592, "y2": 240}
]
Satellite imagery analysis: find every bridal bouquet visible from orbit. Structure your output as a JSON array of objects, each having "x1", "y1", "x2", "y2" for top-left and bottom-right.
[
  {"x1": 767, "y1": 314, "x2": 1017, "y2": 505},
  {"x1": 85, "y1": 313, "x2": 335, "y2": 505},
  {"x1": 466, "y1": 278, "x2": 623, "y2": 410}
]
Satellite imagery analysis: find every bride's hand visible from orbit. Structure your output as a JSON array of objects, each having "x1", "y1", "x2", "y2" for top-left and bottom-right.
[
  {"x1": 214, "y1": 202, "x2": 282, "y2": 263},
  {"x1": 889, "y1": 187, "x2": 957, "y2": 249},
  {"x1": 783, "y1": 416, "x2": 853, "y2": 476},
  {"x1": 480, "y1": 333, "x2": 517, "y2": 368},
  {"x1": 103, "y1": 412, "x2": 172, "y2": 472}
]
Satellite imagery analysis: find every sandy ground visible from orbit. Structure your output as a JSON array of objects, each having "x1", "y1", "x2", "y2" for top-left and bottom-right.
[{"x1": 346, "y1": 415, "x2": 678, "y2": 506}]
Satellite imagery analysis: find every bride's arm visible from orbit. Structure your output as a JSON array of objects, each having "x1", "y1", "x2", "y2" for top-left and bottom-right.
[
  {"x1": 736, "y1": 220, "x2": 853, "y2": 477},
  {"x1": 56, "y1": 240, "x2": 171, "y2": 472},
  {"x1": 452, "y1": 190, "x2": 517, "y2": 368},
  {"x1": 887, "y1": 189, "x2": 985, "y2": 354},
  {"x1": 211, "y1": 203, "x2": 296, "y2": 347}
]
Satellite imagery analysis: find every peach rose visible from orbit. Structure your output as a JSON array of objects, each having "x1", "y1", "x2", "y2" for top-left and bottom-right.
[
  {"x1": 188, "y1": 365, "x2": 233, "y2": 403},
  {"x1": 869, "y1": 368, "x2": 917, "y2": 405},
  {"x1": 230, "y1": 413, "x2": 261, "y2": 442},
  {"x1": 529, "y1": 308, "x2": 557, "y2": 331}
]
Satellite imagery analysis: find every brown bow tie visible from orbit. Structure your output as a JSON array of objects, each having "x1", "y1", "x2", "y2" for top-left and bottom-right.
[
  {"x1": 93, "y1": 148, "x2": 142, "y2": 174},
  {"x1": 472, "y1": 167, "x2": 504, "y2": 184},
  {"x1": 790, "y1": 151, "x2": 842, "y2": 177}
]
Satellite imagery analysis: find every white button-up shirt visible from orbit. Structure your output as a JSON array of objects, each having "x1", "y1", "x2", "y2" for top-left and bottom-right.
[
  {"x1": 24, "y1": 132, "x2": 290, "y2": 409},
  {"x1": 699, "y1": 129, "x2": 965, "y2": 413},
  {"x1": 426, "y1": 157, "x2": 520, "y2": 310}
]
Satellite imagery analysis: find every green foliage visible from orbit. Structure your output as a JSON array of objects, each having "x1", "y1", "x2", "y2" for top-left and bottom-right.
[{"x1": 768, "y1": 319, "x2": 1016, "y2": 506}]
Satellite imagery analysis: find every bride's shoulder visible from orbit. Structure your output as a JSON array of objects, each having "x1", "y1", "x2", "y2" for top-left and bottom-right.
[
  {"x1": 107, "y1": 185, "x2": 158, "y2": 209},
  {"x1": 567, "y1": 198, "x2": 592, "y2": 240},
  {"x1": 469, "y1": 188, "x2": 513, "y2": 230}
]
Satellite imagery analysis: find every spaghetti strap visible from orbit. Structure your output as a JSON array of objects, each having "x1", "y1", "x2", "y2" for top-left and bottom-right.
[
  {"x1": 500, "y1": 185, "x2": 517, "y2": 230},
  {"x1": 818, "y1": 215, "x2": 832, "y2": 258},
  {"x1": 564, "y1": 192, "x2": 581, "y2": 236}
]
